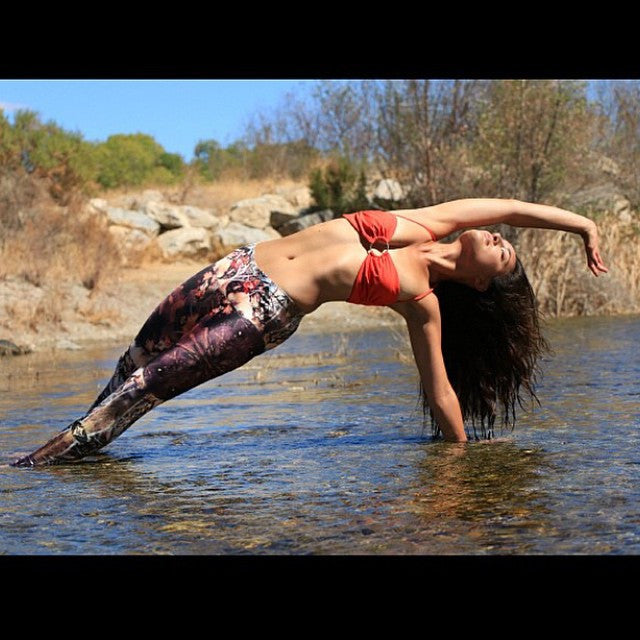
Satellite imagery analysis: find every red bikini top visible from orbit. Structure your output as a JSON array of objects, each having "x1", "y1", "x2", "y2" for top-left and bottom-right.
[{"x1": 342, "y1": 210, "x2": 438, "y2": 306}]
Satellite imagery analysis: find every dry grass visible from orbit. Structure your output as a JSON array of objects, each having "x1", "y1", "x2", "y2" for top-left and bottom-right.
[
  {"x1": 516, "y1": 212, "x2": 640, "y2": 317},
  {"x1": 96, "y1": 175, "x2": 310, "y2": 217},
  {"x1": 0, "y1": 205, "x2": 121, "y2": 291}
]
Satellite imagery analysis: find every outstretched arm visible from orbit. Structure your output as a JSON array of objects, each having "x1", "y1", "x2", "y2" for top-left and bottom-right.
[
  {"x1": 389, "y1": 298, "x2": 467, "y2": 443},
  {"x1": 397, "y1": 198, "x2": 609, "y2": 277},
  {"x1": 506, "y1": 200, "x2": 608, "y2": 277}
]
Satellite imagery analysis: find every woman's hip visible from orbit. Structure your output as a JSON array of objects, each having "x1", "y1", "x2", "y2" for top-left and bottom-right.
[{"x1": 134, "y1": 244, "x2": 305, "y2": 356}]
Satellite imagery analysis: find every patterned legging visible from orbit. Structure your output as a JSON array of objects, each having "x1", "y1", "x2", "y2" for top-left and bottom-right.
[{"x1": 12, "y1": 244, "x2": 305, "y2": 467}]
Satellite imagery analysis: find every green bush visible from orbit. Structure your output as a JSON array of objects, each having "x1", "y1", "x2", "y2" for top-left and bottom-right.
[
  {"x1": 94, "y1": 133, "x2": 183, "y2": 189},
  {"x1": 193, "y1": 139, "x2": 246, "y2": 180},
  {"x1": 309, "y1": 156, "x2": 370, "y2": 215},
  {"x1": 2, "y1": 109, "x2": 97, "y2": 203}
]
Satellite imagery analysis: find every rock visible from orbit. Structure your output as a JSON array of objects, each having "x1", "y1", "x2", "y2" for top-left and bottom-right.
[
  {"x1": 277, "y1": 209, "x2": 335, "y2": 236},
  {"x1": 229, "y1": 195, "x2": 296, "y2": 229},
  {"x1": 613, "y1": 197, "x2": 631, "y2": 219},
  {"x1": 143, "y1": 201, "x2": 224, "y2": 231},
  {"x1": 211, "y1": 222, "x2": 276, "y2": 255},
  {"x1": 0, "y1": 339, "x2": 31, "y2": 356},
  {"x1": 270, "y1": 210, "x2": 300, "y2": 229},
  {"x1": 275, "y1": 186, "x2": 313, "y2": 210},
  {"x1": 157, "y1": 227, "x2": 211, "y2": 258},
  {"x1": 55, "y1": 339, "x2": 82, "y2": 351},
  {"x1": 179, "y1": 206, "x2": 222, "y2": 229},
  {"x1": 105, "y1": 207, "x2": 160, "y2": 235},
  {"x1": 143, "y1": 201, "x2": 190, "y2": 229},
  {"x1": 108, "y1": 226, "x2": 155, "y2": 254},
  {"x1": 88, "y1": 198, "x2": 109, "y2": 214},
  {"x1": 374, "y1": 179, "x2": 404, "y2": 202}
]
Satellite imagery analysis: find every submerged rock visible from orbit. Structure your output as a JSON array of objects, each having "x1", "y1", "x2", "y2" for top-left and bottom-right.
[{"x1": 0, "y1": 339, "x2": 32, "y2": 356}]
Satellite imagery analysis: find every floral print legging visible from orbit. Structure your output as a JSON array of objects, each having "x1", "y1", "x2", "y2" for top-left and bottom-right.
[{"x1": 12, "y1": 244, "x2": 305, "y2": 467}]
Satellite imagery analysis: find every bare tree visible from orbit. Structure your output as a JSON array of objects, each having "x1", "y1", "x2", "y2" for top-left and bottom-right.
[
  {"x1": 373, "y1": 79, "x2": 486, "y2": 205},
  {"x1": 472, "y1": 80, "x2": 597, "y2": 203}
]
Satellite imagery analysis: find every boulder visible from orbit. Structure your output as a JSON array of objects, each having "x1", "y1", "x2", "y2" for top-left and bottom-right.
[
  {"x1": 88, "y1": 198, "x2": 109, "y2": 214},
  {"x1": 211, "y1": 222, "x2": 277, "y2": 255},
  {"x1": 613, "y1": 197, "x2": 631, "y2": 220},
  {"x1": 374, "y1": 178, "x2": 404, "y2": 202},
  {"x1": 144, "y1": 201, "x2": 190, "y2": 229},
  {"x1": 105, "y1": 207, "x2": 160, "y2": 235},
  {"x1": 143, "y1": 202, "x2": 223, "y2": 231},
  {"x1": 270, "y1": 210, "x2": 300, "y2": 229},
  {"x1": 54, "y1": 339, "x2": 82, "y2": 351},
  {"x1": 229, "y1": 195, "x2": 296, "y2": 229},
  {"x1": 0, "y1": 339, "x2": 31, "y2": 357},
  {"x1": 275, "y1": 186, "x2": 313, "y2": 210},
  {"x1": 179, "y1": 206, "x2": 222, "y2": 229},
  {"x1": 108, "y1": 225, "x2": 155, "y2": 253},
  {"x1": 157, "y1": 227, "x2": 211, "y2": 258},
  {"x1": 277, "y1": 209, "x2": 335, "y2": 236}
]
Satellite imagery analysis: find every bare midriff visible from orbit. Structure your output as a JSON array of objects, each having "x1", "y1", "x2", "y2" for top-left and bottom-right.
[{"x1": 253, "y1": 217, "x2": 435, "y2": 314}]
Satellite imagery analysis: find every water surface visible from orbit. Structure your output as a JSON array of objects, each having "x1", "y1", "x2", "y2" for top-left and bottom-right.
[{"x1": 1, "y1": 314, "x2": 639, "y2": 554}]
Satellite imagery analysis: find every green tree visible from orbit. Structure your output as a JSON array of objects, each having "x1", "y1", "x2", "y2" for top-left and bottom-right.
[
  {"x1": 6, "y1": 109, "x2": 97, "y2": 203},
  {"x1": 94, "y1": 133, "x2": 170, "y2": 188}
]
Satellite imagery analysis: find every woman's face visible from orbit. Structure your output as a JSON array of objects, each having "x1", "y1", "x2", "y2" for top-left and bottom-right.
[{"x1": 460, "y1": 229, "x2": 517, "y2": 281}]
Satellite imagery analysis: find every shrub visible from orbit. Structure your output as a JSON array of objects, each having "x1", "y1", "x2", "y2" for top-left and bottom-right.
[{"x1": 309, "y1": 156, "x2": 370, "y2": 215}]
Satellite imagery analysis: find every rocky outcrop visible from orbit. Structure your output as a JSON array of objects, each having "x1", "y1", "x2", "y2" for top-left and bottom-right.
[
  {"x1": 211, "y1": 223, "x2": 277, "y2": 255},
  {"x1": 229, "y1": 195, "x2": 296, "y2": 229},
  {"x1": 108, "y1": 226, "x2": 155, "y2": 254},
  {"x1": 157, "y1": 227, "x2": 212, "y2": 258},
  {"x1": 143, "y1": 201, "x2": 190, "y2": 229},
  {"x1": 275, "y1": 185, "x2": 313, "y2": 210},
  {"x1": 277, "y1": 209, "x2": 335, "y2": 236},
  {"x1": 104, "y1": 207, "x2": 161, "y2": 235},
  {"x1": 86, "y1": 186, "x2": 338, "y2": 261}
]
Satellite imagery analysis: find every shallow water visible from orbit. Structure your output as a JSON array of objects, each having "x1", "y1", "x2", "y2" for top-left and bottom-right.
[{"x1": 1, "y1": 314, "x2": 639, "y2": 555}]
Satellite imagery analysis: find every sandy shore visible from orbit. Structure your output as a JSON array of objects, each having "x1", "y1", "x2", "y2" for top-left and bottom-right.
[{"x1": 0, "y1": 260, "x2": 403, "y2": 355}]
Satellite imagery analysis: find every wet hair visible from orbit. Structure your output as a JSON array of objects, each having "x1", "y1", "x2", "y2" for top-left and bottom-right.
[{"x1": 420, "y1": 256, "x2": 551, "y2": 439}]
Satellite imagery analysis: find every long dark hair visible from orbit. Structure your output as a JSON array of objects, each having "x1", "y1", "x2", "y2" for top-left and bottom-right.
[{"x1": 421, "y1": 256, "x2": 551, "y2": 439}]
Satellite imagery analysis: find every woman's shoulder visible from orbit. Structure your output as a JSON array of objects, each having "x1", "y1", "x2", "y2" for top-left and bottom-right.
[{"x1": 387, "y1": 289, "x2": 441, "y2": 325}]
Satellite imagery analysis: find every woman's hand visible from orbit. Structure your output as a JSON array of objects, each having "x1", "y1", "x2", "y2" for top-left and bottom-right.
[{"x1": 582, "y1": 222, "x2": 609, "y2": 277}]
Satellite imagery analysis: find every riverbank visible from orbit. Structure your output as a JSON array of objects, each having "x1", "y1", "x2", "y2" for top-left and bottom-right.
[
  {"x1": 2, "y1": 176, "x2": 639, "y2": 356},
  {"x1": 0, "y1": 259, "x2": 402, "y2": 355}
]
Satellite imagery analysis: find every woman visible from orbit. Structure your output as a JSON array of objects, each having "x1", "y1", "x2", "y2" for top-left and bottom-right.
[{"x1": 12, "y1": 197, "x2": 608, "y2": 466}]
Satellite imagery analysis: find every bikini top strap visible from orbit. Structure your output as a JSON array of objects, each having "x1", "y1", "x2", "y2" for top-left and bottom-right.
[
  {"x1": 395, "y1": 288, "x2": 434, "y2": 304},
  {"x1": 392, "y1": 213, "x2": 438, "y2": 241}
]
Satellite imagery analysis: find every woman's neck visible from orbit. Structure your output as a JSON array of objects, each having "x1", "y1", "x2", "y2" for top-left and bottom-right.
[{"x1": 422, "y1": 240, "x2": 475, "y2": 288}]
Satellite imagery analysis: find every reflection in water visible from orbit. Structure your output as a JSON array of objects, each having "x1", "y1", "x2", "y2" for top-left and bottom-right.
[
  {"x1": 410, "y1": 442, "x2": 552, "y2": 553},
  {"x1": 1, "y1": 315, "x2": 640, "y2": 554}
]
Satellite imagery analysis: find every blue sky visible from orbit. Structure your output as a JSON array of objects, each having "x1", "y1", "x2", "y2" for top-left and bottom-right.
[
  {"x1": 0, "y1": 79, "x2": 612, "y2": 163},
  {"x1": 0, "y1": 80, "x2": 314, "y2": 161}
]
